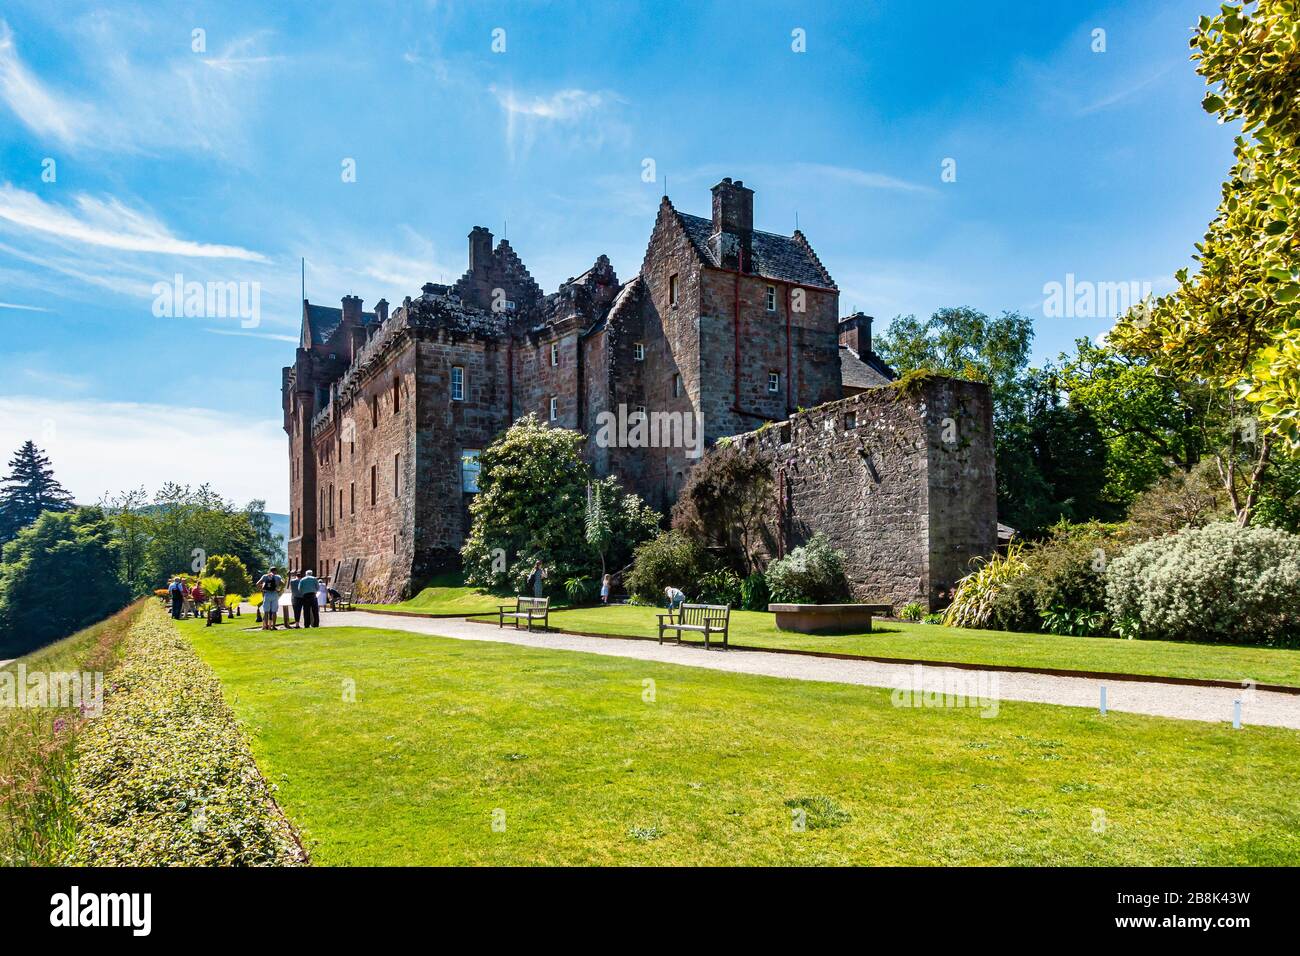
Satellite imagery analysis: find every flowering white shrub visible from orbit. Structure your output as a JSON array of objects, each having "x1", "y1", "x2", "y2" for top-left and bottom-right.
[
  {"x1": 765, "y1": 533, "x2": 850, "y2": 604},
  {"x1": 1105, "y1": 522, "x2": 1300, "y2": 645}
]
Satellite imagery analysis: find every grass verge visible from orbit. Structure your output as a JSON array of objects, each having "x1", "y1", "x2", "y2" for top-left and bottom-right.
[
  {"x1": 181, "y1": 619, "x2": 1300, "y2": 865},
  {"x1": 0, "y1": 601, "x2": 140, "y2": 866},
  {"x1": 516, "y1": 605, "x2": 1300, "y2": 688}
]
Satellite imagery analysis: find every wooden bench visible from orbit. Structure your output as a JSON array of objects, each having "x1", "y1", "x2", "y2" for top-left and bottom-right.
[
  {"x1": 658, "y1": 603, "x2": 731, "y2": 650},
  {"x1": 334, "y1": 585, "x2": 355, "y2": 611},
  {"x1": 498, "y1": 596, "x2": 550, "y2": 632}
]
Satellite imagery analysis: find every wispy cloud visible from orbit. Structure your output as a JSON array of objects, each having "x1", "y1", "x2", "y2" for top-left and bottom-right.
[
  {"x1": 0, "y1": 300, "x2": 51, "y2": 312},
  {"x1": 204, "y1": 327, "x2": 297, "y2": 343},
  {"x1": 0, "y1": 20, "x2": 82, "y2": 144},
  {"x1": 793, "y1": 163, "x2": 936, "y2": 195},
  {"x1": 490, "y1": 85, "x2": 624, "y2": 159},
  {"x1": 1076, "y1": 64, "x2": 1173, "y2": 116},
  {"x1": 0, "y1": 18, "x2": 277, "y2": 158},
  {"x1": 0, "y1": 184, "x2": 265, "y2": 260}
]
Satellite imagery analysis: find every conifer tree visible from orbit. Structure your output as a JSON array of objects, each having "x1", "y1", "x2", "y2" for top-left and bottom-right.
[{"x1": 0, "y1": 440, "x2": 75, "y2": 545}]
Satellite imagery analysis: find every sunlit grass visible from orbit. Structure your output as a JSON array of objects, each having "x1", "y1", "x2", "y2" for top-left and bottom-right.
[{"x1": 181, "y1": 618, "x2": 1300, "y2": 865}]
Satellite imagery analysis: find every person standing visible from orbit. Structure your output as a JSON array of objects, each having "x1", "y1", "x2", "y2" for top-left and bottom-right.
[
  {"x1": 289, "y1": 570, "x2": 303, "y2": 628},
  {"x1": 168, "y1": 577, "x2": 185, "y2": 619},
  {"x1": 255, "y1": 567, "x2": 283, "y2": 631},
  {"x1": 299, "y1": 569, "x2": 320, "y2": 628},
  {"x1": 318, "y1": 575, "x2": 329, "y2": 614},
  {"x1": 527, "y1": 561, "x2": 547, "y2": 598},
  {"x1": 600, "y1": 573, "x2": 611, "y2": 604}
]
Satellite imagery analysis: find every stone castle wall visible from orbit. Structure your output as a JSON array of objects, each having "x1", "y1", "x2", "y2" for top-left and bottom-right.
[{"x1": 729, "y1": 376, "x2": 996, "y2": 610}]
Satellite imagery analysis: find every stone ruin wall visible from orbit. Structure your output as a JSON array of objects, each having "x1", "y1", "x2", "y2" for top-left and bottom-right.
[{"x1": 729, "y1": 376, "x2": 996, "y2": 611}]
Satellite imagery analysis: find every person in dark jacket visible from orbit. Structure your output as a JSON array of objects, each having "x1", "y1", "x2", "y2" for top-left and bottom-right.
[
  {"x1": 168, "y1": 577, "x2": 185, "y2": 619},
  {"x1": 289, "y1": 570, "x2": 303, "y2": 627}
]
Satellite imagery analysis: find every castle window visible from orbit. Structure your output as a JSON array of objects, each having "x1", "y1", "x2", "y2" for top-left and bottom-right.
[
  {"x1": 339, "y1": 489, "x2": 344, "y2": 519},
  {"x1": 451, "y1": 366, "x2": 465, "y2": 402},
  {"x1": 673, "y1": 374, "x2": 682, "y2": 398},
  {"x1": 371, "y1": 396, "x2": 378, "y2": 428},
  {"x1": 394, "y1": 453, "x2": 401, "y2": 496},
  {"x1": 634, "y1": 405, "x2": 647, "y2": 420},
  {"x1": 350, "y1": 482, "x2": 355, "y2": 514},
  {"x1": 549, "y1": 396, "x2": 559, "y2": 421},
  {"x1": 393, "y1": 379, "x2": 401, "y2": 413},
  {"x1": 370, "y1": 464, "x2": 377, "y2": 506},
  {"x1": 461, "y1": 449, "x2": 481, "y2": 493},
  {"x1": 633, "y1": 342, "x2": 644, "y2": 361},
  {"x1": 768, "y1": 370, "x2": 781, "y2": 393},
  {"x1": 844, "y1": 411, "x2": 858, "y2": 430},
  {"x1": 668, "y1": 274, "x2": 679, "y2": 306},
  {"x1": 766, "y1": 285, "x2": 777, "y2": 312},
  {"x1": 550, "y1": 343, "x2": 559, "y2": 367},
  {"x1": 329, "y1": 484, "x2": 335, "y2": 527}
]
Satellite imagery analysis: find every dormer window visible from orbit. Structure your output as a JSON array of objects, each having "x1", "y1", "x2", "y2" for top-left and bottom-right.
[
  {"x1": 766, "y1": 285, "x2": 777, "y2": 312},
  {"x1": 669, "y1": 274, "x2": 679, "y2": 307}
]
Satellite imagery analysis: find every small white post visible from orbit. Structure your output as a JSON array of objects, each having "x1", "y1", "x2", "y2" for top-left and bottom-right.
[
  {"x1": 1099, "y1": 685, "x2": 1107, "y2": 716},
  {"x1": 1233, "y1": 699, "x2": 1242, "y2": 730}
]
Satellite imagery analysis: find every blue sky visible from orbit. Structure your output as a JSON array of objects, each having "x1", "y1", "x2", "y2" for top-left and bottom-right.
[{"x1": 0, "y1": 0, "x2": 1234, "y2": 511}]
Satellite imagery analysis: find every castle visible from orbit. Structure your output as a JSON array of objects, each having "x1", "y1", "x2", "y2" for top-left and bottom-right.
[{"x1": 283, "y1": 178, "x2": 995, "y2": 606}]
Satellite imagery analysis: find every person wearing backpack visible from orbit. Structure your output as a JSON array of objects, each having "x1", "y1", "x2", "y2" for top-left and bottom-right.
[
  {"x1": 167, "y1": 577, "x2": 185, "y2": 619},
  {"x1": 256, "y1": 567, "x2": 284, "y2": 631}
]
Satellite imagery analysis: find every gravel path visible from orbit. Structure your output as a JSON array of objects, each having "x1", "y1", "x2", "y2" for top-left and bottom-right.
[{"x1": 319, "y1": 610, "x2": 1300, "y2": 729}]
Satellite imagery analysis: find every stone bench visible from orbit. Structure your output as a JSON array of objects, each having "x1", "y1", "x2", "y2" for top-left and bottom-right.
[{"x1": 768, "y1": 603, "x2": 893, "y2": 634}]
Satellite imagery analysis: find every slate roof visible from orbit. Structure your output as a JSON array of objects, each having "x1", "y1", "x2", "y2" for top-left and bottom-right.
[
  {"x1": 675, "y1": 212, "x2": 835, "y2": 288},
  {"x1": 303, "y1": 303, "x2": 377, "y2": 347},
  {"x1": 839, "y1": 345, "x2": 897, "y2": 389}
]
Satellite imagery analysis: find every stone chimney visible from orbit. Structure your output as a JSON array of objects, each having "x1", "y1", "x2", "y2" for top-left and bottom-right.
[
  {"x1": 341, "y1": 294, "x2": 363, "y2": 325},
  {"x1": 374, "y1": 298, "x2": 389, "y2": 324},
  {"x1": 709, "y1": 177, "x2": 755, "y2": 271},
  {"x1": 838, "y1": 312, "x2": 874, "y2": 354},
  {"x1": 468, "y1": 226, "x2": 493, "y2": 275}
]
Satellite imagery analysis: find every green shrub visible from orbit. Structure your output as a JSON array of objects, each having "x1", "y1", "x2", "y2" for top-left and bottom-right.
[
  {"x1": 697, "y1": 569, "x2": 742, "y2": 607},
  {"x1": 923, "y1": 612, "x2": 945, "y2": 625},
  {"x1": 1105, "y1": 522, "x2": 1300, "y2": 645},
  {"x1": 202, "y1": 554, "x2": 254, "y2": 598},
  {"x1": 563, "y1": 576, "x2": 596, "y2": 603},
  {"x1": 625, "y1": 531, "x2": 713, "y2": 603},
  {"x1": 64, "y1": 604, "x2": 305, "y2": 865},
  {"x1": 944, "y1": 545, "x2": 1030, "y2": 629},
  {"x1": 764, "y1": 534, "x2": 850, "y2": 604},
  {"x1": 739, "y1": 572, "x2": 770, "y2": 611},
  {"x1": 899, "y1": 602, "x2": 925, "y2": 622}
]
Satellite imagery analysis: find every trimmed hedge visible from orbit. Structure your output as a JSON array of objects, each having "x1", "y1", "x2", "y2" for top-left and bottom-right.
[{"x1": 64, "y1": 604, "x2": 304, "y2": 865}]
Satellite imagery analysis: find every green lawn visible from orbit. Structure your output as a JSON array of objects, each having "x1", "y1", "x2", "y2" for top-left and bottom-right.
[
  {"x1": 181, "y1": 617, "x2": 1300, "y2": 865},
  {"x1": 512, "y1": 605, "x2": 1300, "y2": 688},
  {"x1": 357, "y1": 574, "x2": 505, "y2": 616}
]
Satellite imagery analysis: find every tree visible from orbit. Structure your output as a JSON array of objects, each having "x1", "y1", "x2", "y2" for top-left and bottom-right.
[
  {"x1": 1059, "y1": 338, "x2": 1211, "y2": 505},
  {"x1": 0, "y1": 441, "x2": 75, "y2": 545},
  {"x1": 461, "y1": 415, "x2": 661, "y2": 591},
  {"x1": 671, "y1": 444, "x2": 774, "y2": 573},
  {"x1": 875, "y1": 307, "x2": 1034, "y2": 408},
  {"x1": 0, "y1": 508, "x2": 131, "y2": 657},
  {"x1": 1109, "y1": 1, "x2": 1300, "y2": 516}
]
